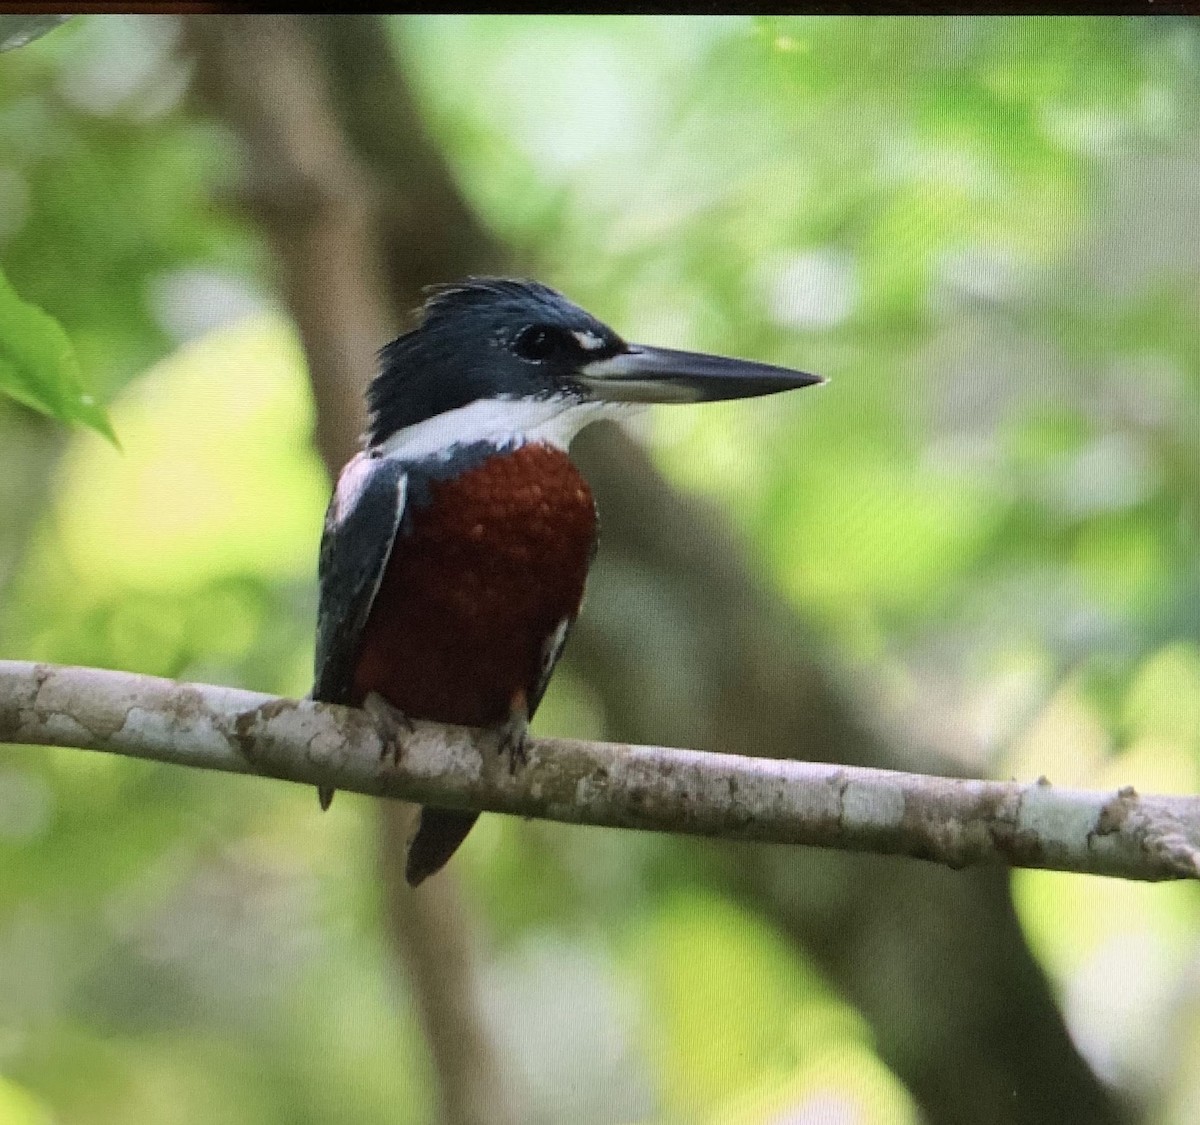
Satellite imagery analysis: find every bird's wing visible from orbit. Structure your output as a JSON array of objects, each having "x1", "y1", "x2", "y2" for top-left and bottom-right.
[
  {"x1": 526, "y1": 533, "x2": 598, "y2": 719},
  {"x1": 312, "y1": 451, "x2": 409, "y2": 704},
  {"x1": 527, "y1": 615, "x2": 575, "y2": 720}
]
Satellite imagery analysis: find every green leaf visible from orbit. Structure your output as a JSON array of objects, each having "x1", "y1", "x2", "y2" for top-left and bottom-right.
[
  {"x1": 0, "y1": 265, "x2": 117, "y2": 443},
  {"x1": 0, "y1": 15, "x2": 71, "y2": 53}
]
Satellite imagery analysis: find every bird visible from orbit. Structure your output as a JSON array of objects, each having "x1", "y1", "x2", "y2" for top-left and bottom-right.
[{"x1": 311, "y1": 277, "x2": 824, "y2": 886}]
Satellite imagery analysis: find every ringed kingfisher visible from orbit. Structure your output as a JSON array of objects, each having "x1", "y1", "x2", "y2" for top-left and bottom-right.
[{"x1": 312, "y1": 278, "x2": 823, "y2": 886}]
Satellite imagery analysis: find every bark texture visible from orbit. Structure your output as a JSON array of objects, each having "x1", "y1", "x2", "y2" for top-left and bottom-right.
[{"x1": 4, "y1": 660, "x2": 1199, "y2": 884}]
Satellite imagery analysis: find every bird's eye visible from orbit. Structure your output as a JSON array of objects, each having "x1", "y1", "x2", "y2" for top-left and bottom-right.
[{"x1": 513, "y1": 324, "x2": 567, "y2": 362}]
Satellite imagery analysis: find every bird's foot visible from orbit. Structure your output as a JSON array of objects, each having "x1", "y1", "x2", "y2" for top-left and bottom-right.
[
  {"x1": 496, "y1": 700, "x2": 530, "y2": 775},
  {"x1": 497, "y1": 724, "x2": 529, "y2": 774},
  {"x1": 364, "y1": 692, "x2": 415, "y2": 768}
]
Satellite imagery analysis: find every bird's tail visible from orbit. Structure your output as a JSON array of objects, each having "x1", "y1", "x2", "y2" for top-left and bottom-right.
[{"x1": 406, "y1": 807, "x2": 479, "y2": 886}]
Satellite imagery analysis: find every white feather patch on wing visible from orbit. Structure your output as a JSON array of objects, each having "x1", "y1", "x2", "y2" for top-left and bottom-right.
[
  {"x1": 358, "y1": 470, "x2": 408, "y2": 622},
  {"x1": 330, "y1": 451, "x2": 376, "y2": 524},
  {"x1": 531, "y1": 614, "x2": 575, "y2": 712},
  {"x1": 542, "y1": 616, "x2": 572, "y2": 678}
]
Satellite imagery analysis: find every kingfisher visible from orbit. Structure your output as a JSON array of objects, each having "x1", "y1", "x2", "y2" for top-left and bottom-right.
[{"x1": 312, "y1": 278, "x2": 823, "y2": 886}]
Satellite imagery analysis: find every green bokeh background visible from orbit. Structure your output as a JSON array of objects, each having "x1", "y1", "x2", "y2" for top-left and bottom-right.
[{"x1": 2, "y1": 15, "x2": 1200, "y2": 1124}]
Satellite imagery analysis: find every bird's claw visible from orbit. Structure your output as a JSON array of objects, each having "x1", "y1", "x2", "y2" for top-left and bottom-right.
[
  {"x1": 363, "y1": 692, "x2": 414, "y2": 768},
  {"x1": 497, "y1": 723, "x2": 529, "y2": 775}
]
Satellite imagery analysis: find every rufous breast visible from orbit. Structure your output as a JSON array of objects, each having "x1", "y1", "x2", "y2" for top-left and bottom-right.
[{"x1": 351, "y1": 442, "x2": 597, "y2": 726}]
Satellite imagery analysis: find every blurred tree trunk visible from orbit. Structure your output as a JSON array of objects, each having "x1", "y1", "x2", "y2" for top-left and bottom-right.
[
  {"x1": 182, "y1": 16, "x2": 515, "y2": 1125},
  {"x1": 563, "y1": 439, "x2": 1128, "y2": 1125},
  {"x1": 185, "y1": 14, "x2": 1132, "y2": 1125}
]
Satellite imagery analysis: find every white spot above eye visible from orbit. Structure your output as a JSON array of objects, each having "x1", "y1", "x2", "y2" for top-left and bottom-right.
[{"x1": 573, "y1": 330, "x2": 606, "y2": 351}]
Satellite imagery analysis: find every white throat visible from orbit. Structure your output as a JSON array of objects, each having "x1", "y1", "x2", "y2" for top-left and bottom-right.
[{"x1": 376, "y1": 395, "x2": 637, "y2": 461}]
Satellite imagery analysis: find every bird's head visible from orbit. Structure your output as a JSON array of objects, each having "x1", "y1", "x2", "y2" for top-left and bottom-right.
[{"x1": 365, "y1": 277, "x2": 824, "y2": 456}]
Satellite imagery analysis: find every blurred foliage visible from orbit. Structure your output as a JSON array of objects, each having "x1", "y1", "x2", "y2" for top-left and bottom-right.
[
  {"x1": 0, "y1": 16, "x2": 264, "y2": 403},
  {"x1": 1, "y1": 13, "x2": 1200, "y2": 1125}
]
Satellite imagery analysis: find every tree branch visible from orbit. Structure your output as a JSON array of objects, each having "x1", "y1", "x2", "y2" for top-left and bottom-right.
[{"x1": 4, "y1": 659, "x2": 1198, "y2": 883}]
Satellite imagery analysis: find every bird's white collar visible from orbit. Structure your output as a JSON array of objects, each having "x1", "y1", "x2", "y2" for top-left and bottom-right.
[{"x1": 375, "y1": 395, "x2": 636, "y2": 461}]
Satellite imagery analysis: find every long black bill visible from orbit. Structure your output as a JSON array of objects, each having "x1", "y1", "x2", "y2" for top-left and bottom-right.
[{"x1": 578, "y1": 344, "x2": 824, "y2": 404}]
